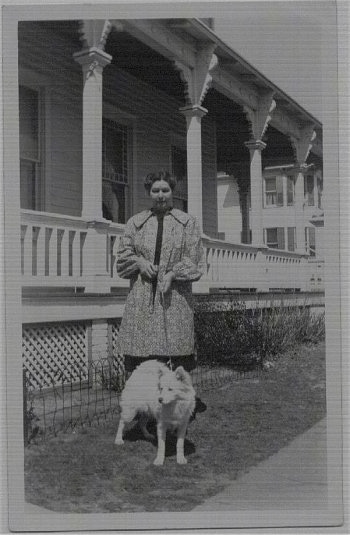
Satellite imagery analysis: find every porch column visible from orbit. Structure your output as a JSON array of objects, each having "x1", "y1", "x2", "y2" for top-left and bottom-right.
[
  {"x1": 74, "y1": 48, "x2": 112, "y2": 293},
  {"x1": 290, "y1": 125, "x2": 316, "y2": 254},
  {"x1": 295, "y1": 165, "x2": 307, "y2": 254},
  {"x1": 244, "y1": 140, "x2": 266, "y2": 246},
  {"x1": 180, "y1": 104, "x2": 207, "y2": 231},
  {"x1": 237, "y1": 177, "x2": 251, "y2": 244},
  {"x1": 74, "y1": 48, "x2": 112, "y2": 220}
]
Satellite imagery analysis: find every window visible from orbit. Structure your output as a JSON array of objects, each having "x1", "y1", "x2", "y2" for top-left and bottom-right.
[
  {"x1": 19, "y1": 85, "x2": 43, "y2": 210},
  {"x1": 305, "y1": 227, "x2": 316, "y2": 257},
  {"x1": 171, "y1": 146, "x2": 187, "y2": 212},
  {"x1": 287, "y1": 176, "x2": 295, "y2": 206},
  {"x1": 102, "y1": 118, "x2": 130, "y2": 224},
  {"x1": 287, "y1": 227, "x2": 296, "y2": 251},
  {"x1": 264, "y1": 176, "x2": 283, "y2": 207},
  {"x1": 304, "y1": 174, "x2": 315, "y2": 206},
  {"x1": 265, "y1": 227, "x2": 285, "y2": 250}
]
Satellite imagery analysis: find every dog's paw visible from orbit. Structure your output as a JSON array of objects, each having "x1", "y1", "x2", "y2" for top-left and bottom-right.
[
  {"x1": 176, "y1": 456, "x2": 188, "y2": 465},
  {"x1": 114, "y1": 438, "x2": 124, "y2": 446},
  {"x1": 153, "y1": 457, "x2": 164, "y2": 466}
]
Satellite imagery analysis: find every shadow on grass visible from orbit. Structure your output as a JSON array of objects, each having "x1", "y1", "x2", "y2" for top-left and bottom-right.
[{"x1": 192, "y1": 397, "x2": 207, "y2": 420}]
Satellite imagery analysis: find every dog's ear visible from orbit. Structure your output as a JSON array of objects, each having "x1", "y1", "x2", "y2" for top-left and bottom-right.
[{"x1": 175, "y1": 366, "x2": 191, "y2": 384}]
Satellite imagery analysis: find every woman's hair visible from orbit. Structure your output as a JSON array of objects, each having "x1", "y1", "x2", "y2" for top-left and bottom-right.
[{"x1": 144, "y1": 171, "x2": 177, "y2": 193}]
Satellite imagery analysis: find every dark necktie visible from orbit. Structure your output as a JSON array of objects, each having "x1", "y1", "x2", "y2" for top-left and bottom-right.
[{"x1": 152, "y1": 214, "x2": 164, "y2": 305}]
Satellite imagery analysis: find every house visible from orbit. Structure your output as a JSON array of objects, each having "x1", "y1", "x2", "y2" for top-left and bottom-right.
[{"x1": 16, "y1": 18, "x2": 324, "y2": 388}]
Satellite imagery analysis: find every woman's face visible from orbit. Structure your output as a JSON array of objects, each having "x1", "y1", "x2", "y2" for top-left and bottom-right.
[{"x1": 150, "y1": 180, "x2": 173, "y2": 212}]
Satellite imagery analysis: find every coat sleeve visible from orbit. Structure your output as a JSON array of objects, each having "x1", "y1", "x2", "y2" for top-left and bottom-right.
[
  {"x1": 170, "y1": 217, "x2": 205, "y2": 282},
  {"x1": 116, "y1": 218, "x2": 140, "y2": 279}
]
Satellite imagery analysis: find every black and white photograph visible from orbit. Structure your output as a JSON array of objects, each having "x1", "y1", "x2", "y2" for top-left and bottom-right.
[{"x1": 1, "y1": 0, "x2": 347, "y2": 532}]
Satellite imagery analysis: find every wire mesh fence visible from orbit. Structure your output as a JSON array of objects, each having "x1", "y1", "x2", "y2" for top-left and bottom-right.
[{"x1": 23, "y1": 355, "x2": 262, "y2": 445}]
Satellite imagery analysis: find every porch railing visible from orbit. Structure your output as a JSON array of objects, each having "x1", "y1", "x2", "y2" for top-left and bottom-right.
[
  {"x1": 196, "y1": 236, "x2": 321, "y2": 293},
  {"x1": 21, "y1": 210, "x2": 324, "y2": 293},
  {"x1": 21, "y1": 210, "x2": 89, "y2": 287}
]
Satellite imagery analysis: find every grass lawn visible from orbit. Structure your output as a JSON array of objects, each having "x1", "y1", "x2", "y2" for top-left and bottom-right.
[{"x1": 25, "y1": 341, "x2": 326, "y2": 513}]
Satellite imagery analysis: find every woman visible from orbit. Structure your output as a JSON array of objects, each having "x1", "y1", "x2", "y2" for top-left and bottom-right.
[{"x1": 116, "y1": 170, "x2": 205, "y2": 373}]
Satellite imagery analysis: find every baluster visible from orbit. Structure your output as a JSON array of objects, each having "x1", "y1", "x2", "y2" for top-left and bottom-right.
[
  {"x1": 206, "y1": 247, "x2": 213, "y2": 281},
  {"x1": 31, "y1": 226, "x2": 40, "y2": 276},
  {"x1": 222, "y1": 249, "x2": 227, "y2": 281},
  {"x1": 104, "y1": 234, "x2": 109, "y2": 274},
  {"x1": 56, "y1": 229, "x2": 64, "y2": 277},
  {"x1": 49, "y1": 228, "x2": 58, "y2": 278},
  {"x1": 80, "y1": 232, "x2": 87, "y2": 278},
  {"x1": 71, "y1": 230, "x2": 81, "y2": 279},
  {"x1": 109, "y1": 235, "x2": 116, "y2": 278},
  {"x1": 113, "y1": 235, "x2": 122, "y2": 281},
  {"x1": 45, "y1": 228, "x2": 53, "y2": 277},
  {"x1": 21, "y1": 225, "x2": 29, "y2": 277},
  {"x1": 225, "y1": 250, "x2": 231, "y2": 281},
  {"x1": 217, "y1": 249, "x2": 223, "y2": 281},
  {"x1": 213, "y1": 248, "x2": 217, "y2": 282},
  {"x1": 216, "y1": 248, "x2": 222, "y2": 282},
  {"x1": 36, "y1": 225, "x2": 45, "y2": 276},
  {"x1": 59, "y1": 229, "x2": 69, "y2": 278},
  {"x1": 226, "y1": 249, "x2": 231, "y2": 281}
]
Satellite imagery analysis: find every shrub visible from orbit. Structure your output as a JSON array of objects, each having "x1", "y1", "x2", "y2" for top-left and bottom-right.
[
  {"x1": 194, "y1": 298, "x2": 325, "y2": 369},
  {"x1": 23, "y1": 374, "x2": 41, "y2": 444},
  {"x1": 97, "y1": 357, "x2": 125, "y2": 392}
]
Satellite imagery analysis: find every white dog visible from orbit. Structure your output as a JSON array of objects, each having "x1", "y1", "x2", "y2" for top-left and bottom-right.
[{"x1": 115, "y1": 360, "x2": 196, "y2": 465}]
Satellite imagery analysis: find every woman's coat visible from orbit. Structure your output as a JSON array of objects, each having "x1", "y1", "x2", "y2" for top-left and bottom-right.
[{"x1": 116, "y1": 208, "x2": 205, "y2": 357}]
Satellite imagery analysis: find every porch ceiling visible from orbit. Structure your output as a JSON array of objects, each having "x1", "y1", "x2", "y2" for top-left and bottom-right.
[
  {"x1": 33, "y1": 20, "x2": 82, "y2": 50},
  {"x1": 263, "y1": 126, "x2": 296, "y2": 167},
  {"x1": 203, "y1": 88, "x2": 251, "y2": 172},
  {"x1": 105, "y1": 28, "x2": 186, "y2": 105},
  {"x1": 30, "y1": 20, "x2": 321, "y2": 170},
  {"x1": 203, "y1": 89, "x2": 297, "y2": 173}
]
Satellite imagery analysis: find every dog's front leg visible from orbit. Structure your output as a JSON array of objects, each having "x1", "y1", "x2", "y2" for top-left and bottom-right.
[
  {"x1": 115, "y1": 418, "x2": 125, "y2": 445},
  {"x1": 176, "y1": 422, "x2": 188, "y2": 464},
  {"x1": 153, "y1": 422, "x2": 166, "y2": 465}
]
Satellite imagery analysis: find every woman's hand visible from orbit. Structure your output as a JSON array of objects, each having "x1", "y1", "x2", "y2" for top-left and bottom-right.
[
  {"x1": 159, "y1": 271, "x2": 175, "y2": 295},
  {"x1": 137, "y1": 258, "x2": 158, "y2": 280}
]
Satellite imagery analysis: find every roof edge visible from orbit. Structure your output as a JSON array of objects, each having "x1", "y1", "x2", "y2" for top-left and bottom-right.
[{"x1": 189, "y1": 18, "x2": 322, "y2": 128}]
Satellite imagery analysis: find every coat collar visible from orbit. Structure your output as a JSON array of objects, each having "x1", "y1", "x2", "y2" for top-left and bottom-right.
[{"x1": 133, "y1": 208, "x2": 190, "y2": 228}]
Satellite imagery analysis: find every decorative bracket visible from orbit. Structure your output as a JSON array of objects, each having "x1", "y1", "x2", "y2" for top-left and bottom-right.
[
  {"x1": 174, "y1": 43, "x2": 218, "y2": 107},
  {"x1": 290, "y1": 124, "x2": 317, "y2": 165},
  {"x1": 74, "y1": 20, "x2": 113, "y2": 81},
  {"x1": 243, "y1": 90, "x2": 276, "y2": 141},
  {"x1": 77, "y1": 19, "x2": 113, "y2": 50}
]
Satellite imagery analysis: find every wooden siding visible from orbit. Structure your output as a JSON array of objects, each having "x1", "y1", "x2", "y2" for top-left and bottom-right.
[
  {"x1": 18, "y1": 23, "x2": 83, "y2": 216},
  {"x1": 18, "y1": 22, "x2": 218, "y2": 234}
]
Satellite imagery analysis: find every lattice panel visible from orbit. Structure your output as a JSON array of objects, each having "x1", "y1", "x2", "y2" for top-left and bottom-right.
[
  {"x1": 23, "y1": 322, "x2": 88, "y2": 390},
  {"x1": 110, "y1": 320, "x2": 124, "y2": 373}
]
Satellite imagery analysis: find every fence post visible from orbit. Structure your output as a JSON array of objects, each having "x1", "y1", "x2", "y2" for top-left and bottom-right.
[{"x1": 23, "y1": 369, "x2": 28, "y2": 447}]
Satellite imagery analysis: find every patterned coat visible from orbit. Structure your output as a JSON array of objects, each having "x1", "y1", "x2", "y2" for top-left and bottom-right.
[{"x1": 116, "y1": 208, "x2": 205, "y2": 357}]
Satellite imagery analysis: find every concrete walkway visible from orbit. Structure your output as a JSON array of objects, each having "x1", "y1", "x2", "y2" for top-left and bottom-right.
[{"x1": 193, "y1": 417, "x2": 328, "y2": 511}]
